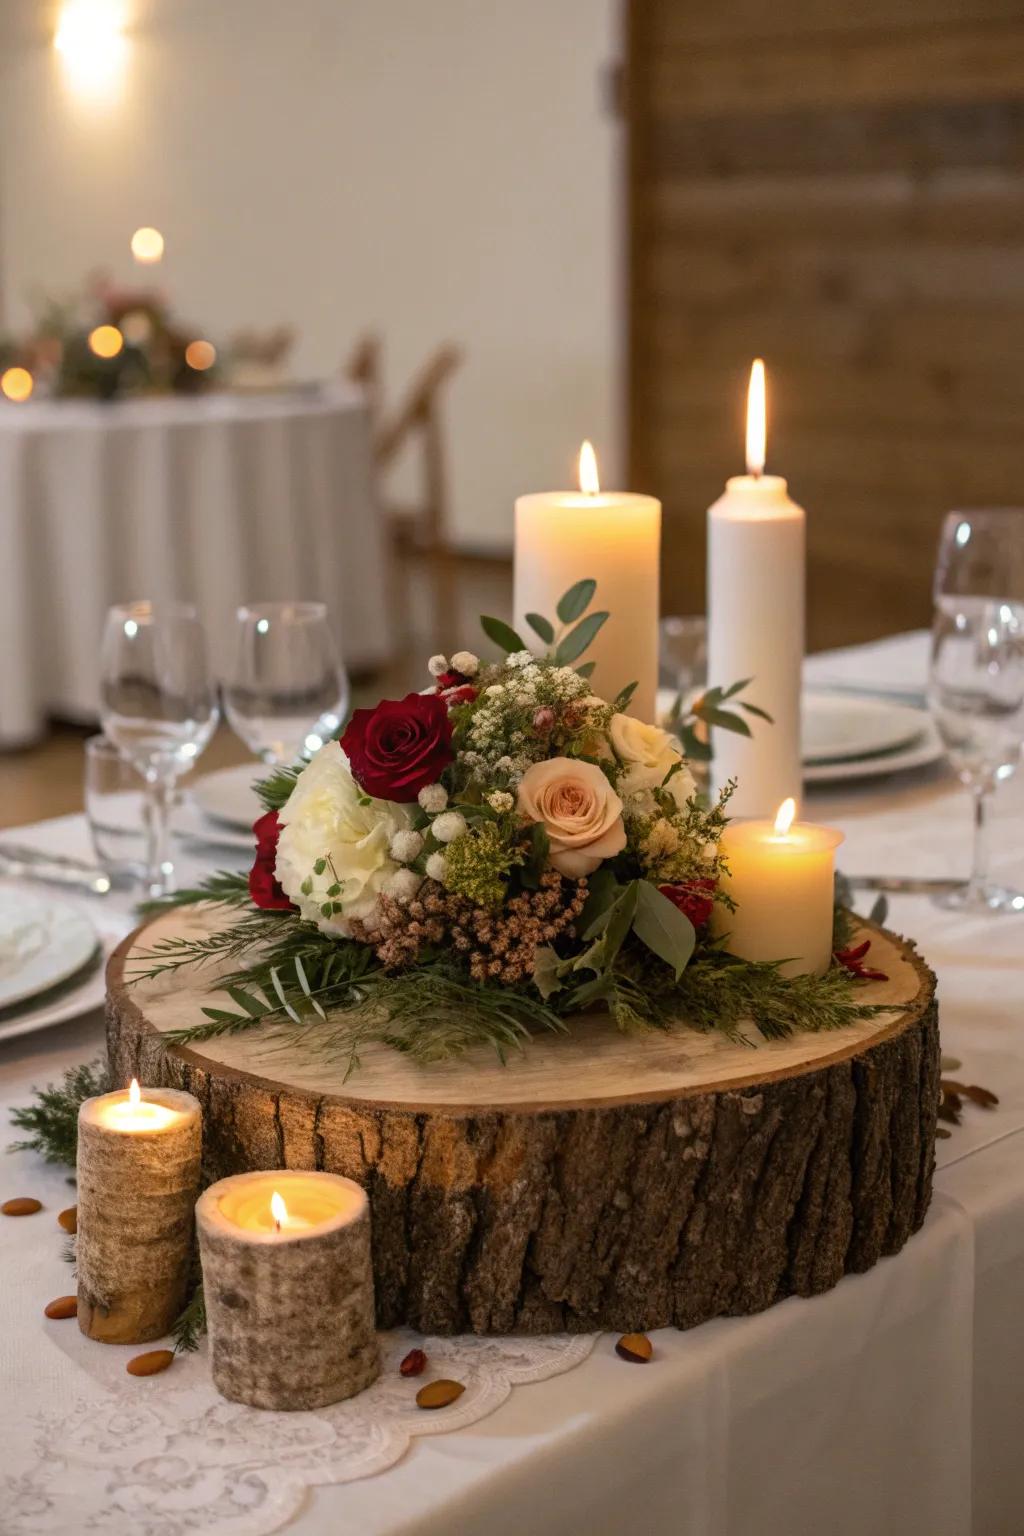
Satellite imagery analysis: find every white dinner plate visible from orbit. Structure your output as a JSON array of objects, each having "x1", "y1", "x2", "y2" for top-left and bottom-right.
[
  {"x1": 0, "y1": 890, "x2": 101, "y2": 1018},
  {"x1": 802, "y1": 719, "x2": 945, "y2": 785},
  {"x1": 192, "y1": 763, "x2": 265, "y2": 832},
  {"x1": 801, "y1": 692, "x2": 927, "y2": 764}
]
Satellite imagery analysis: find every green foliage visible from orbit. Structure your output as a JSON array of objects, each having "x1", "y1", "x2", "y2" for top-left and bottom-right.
[
  {"x1": 8, "y1": 1057, "x2": 110, "y2": 1167},
  {"x1": 671, "y1": 947, "x2": 886, "y2": 1043},
  {"x1": 172, "y1": 1282, "x2": 206, "y2": 1354},
  {"x1": 141, "y1": 870, "x2": 252, "y2": 916},
  {"x1": 525, "y1": 612, "x2": 555, "y2": 644},
  {"x1": 557, "y1": 579, "x2": 597, "y2": 624},
  {"x1": 480, "y1": 615, "x2": 528, "y2": 654},
  {"x1": 443, "y1": 823, "x2": 523, "y2": 909},
  {"x1": 668, "y1": 679, "x2": 773, "y2": 764},
  {"x1": 255, "y1": 763, "x2": 303, "y2": 813},
  {"x1": 631, "y1": 882, "x2": 696, "y2": 980},
  {"x1": 554, "y1": 609, "x2": 609, "y2": 665}
]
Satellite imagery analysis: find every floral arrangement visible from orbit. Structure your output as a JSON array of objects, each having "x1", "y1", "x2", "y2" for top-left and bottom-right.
[{"x1": 138, "y1": 582, "x2": 881, "y2": 1069}]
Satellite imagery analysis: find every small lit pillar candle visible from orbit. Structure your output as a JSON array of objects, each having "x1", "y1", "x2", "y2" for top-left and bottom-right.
[
  {"x1": 707, "y1": 361, "x2": 805, "y2": 816},
  {"x1": 77, "y1": 1080, "x2": 202, "y2": 1343},
  {"x1": 514, "y1": 442, "x2": 661, "y2": 721},
  {"x1": 711, "y1": 799, "x2": 844, "y2": 977},
  {"x1": 196, "y1": 1170, "x2": 379, "y2": 1411}
]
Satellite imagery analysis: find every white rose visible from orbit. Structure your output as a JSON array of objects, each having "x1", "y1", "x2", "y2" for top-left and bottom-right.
[
  {"x1": 275, "y1": 741, "x2": 414, "y2": 935},
  {"x1": 609, "y1": 713, "x2": 697, "y2": 812}
]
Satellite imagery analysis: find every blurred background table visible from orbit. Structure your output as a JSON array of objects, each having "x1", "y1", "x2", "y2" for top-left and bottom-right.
[{"x1": 0, "y1": 381, "x2": 391, "y2": 747}]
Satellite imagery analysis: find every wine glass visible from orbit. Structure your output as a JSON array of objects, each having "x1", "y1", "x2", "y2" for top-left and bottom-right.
[
  {"x1": 928, "y1": 509, "x2": 1024, "y2": 912},
  {"x1": 222, "y1": 601, "x2": 350, "y2": 767},
  {"x1": 100, "y1": 601, "x2": 219, "y2": 897}
]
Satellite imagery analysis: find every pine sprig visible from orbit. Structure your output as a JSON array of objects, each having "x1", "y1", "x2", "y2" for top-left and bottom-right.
[
  {"x1": 171, "y1": 1282, "x2": 206, "y2": 1354},
  {"x1": 670, "y1": 948, "x2": 887, "y2": 1043},
  {"x1": 140, "y1": 870, "x2": 252, "y2": 916},
  {"x1": 8, "y1": 1056, "x2": 110, "y2": 1167}
]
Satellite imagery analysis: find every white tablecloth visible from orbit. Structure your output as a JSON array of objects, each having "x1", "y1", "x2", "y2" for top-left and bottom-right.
[
  {"x1": 0, "y1": 384, "x2": 392, "y2": 746},
  {"x1": 2, "y1": 633, "x2": 1023, "y2": 1535}
]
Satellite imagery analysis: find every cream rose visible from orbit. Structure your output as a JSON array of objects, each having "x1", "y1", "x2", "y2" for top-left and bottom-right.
[
  {"x1": 517, "y1": 757, "x2": 626, "y2": 878},
  {"x1": 275, "y1": 741, "x2": 414, "y2": 934},
  {"x1": 609, "y1": 713, "x2": 697, "y2": 813}
]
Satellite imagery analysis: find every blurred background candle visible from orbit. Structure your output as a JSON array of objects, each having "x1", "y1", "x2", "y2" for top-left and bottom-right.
[
  {"x1": 711, "y1": 798, "x2": 844, "y2": 977},
  {"x1": 707, "y1": 361, "x2": 805, "y2": 816},
  {"x1": 514, "y1": 442, "x2": 661, "y2": 720},
  {"x1": 77, "y1": 1080, "x2": 201, "y2": 1343},
  {"x1": 197, "y1": 1170, "x2": 379, "y2": 1410}
]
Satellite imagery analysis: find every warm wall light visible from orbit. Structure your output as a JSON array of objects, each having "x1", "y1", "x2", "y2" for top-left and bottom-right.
[
  {"x1": 184, "y1": 339, "x2": 217, "y2": 371},
  {"x1": 88, "y1": 324, "x2": 124, "y2": 359},
  {"x1": 131, "y1": 226, "x2": 164, "y2": 264},
  {"x1": 1, "y1": 367, "x2": 34, "y2": 403},
  {"x1": 54, "y1": 0, "x2": 128, "y2": 99}
]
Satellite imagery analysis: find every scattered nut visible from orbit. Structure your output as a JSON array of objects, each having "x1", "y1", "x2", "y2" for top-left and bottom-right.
[
  {"x1": 2, "y1": 1197, "x2": 42, "y2": 1217},
  {"x1": 44, "y1": 1295, "x2": 78, "y2": 1319},
  {"x1": 615, "y1": 1332, "x2": 653, "y2": 1363},
  {"x1": 126, "y1": 1349, "x2": 175, "y2": 1377},
  {"x1": 416, "y1": 1378, "x2": 465, "y2": 1410},
  {"x1": 400, "y1": 1348, "x2": 427, "y2": 1377},
  {"x1": 57, "y1": 1206, "x2": 78, "y2": 1234}
]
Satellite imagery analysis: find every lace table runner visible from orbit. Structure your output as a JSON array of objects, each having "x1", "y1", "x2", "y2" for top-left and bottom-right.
[{"x1": 5, "y1": 1329, "x2": 595, "y2": 1536}]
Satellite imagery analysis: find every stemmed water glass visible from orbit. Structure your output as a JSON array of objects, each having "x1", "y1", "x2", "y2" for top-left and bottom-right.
[
  {"x1": 928, "y1": 509, "x2": 1024, "y2": 912},
  {"x1": 222, "y1": 601, "x2": 350, "y2": 767},
  {"x1": 100, "y1": 601, "x2": 220, "y2": 897}
]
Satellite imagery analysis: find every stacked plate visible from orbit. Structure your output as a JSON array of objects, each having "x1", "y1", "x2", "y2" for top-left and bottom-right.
[
  {"x1": 177, "y1": 764, "x2": 265, "y2": 854},
  {"x1": 0, "y1": 889, "x2": 104, "y2": 1045},
  {"x1": 801, "y1": 692, "x2": 942, "y2": 785}
]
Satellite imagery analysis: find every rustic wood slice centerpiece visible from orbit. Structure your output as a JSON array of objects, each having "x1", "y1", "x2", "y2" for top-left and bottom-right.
[{"x1": 107, "y1": 906, "x2": 939, "y2": 1335}]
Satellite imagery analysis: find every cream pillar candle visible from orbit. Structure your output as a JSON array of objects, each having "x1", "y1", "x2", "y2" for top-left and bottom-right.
[
  {"x1": 707, "y1": 361, "x2": 804, "y2": 816},
  {"x1": 196, "y1": 1170, "x2": 379, "y2": 1411},
  {"x1": 77, "y1": 1080, "x2": 201, "y2": 1343},
  {"x1": 711, "y1": 799, "x2": 843, "y2": 977},
  {"x1": 514, "y1": 442, "x2": 661, "y2": 721}
]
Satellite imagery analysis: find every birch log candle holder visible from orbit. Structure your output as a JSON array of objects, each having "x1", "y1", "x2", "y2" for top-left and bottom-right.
[
  {"x1": 196, "y1": 1170, "x2": 379, "y2": 1411},
  {"x1": 77, "y1": 1080, "x2": 201, "y2": 1344}
]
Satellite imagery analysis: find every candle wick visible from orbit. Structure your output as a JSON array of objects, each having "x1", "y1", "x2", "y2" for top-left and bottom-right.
[{"x1": 274, "y1": 1218, "x2": 281, "y2": 1233}]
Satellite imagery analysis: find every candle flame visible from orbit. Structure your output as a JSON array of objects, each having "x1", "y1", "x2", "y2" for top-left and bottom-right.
[
  {"x1": 128, "y1": 1077, "x2": 141, "y2": 1107},
  {"x1": 270, "y1": 1190, "x2": 287, "y2": 1230},
  {"x1": 578, "y1": 440, "x2": 600, "y2": 495},
  {"x1": 774, "y1": 797, "x2": 796, "y2": 836},
  {"x1": 746, "y1": 359, "x2": 766, "y2": 477}
]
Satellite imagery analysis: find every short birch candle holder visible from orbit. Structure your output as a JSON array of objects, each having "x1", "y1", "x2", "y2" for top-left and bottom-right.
[
  {"x1": 77, "y1": 1080, "x2": 202, "y2": 1344},
  {"x1": 196, "y1": 1169, "x2": 379, "y2": 1411}
]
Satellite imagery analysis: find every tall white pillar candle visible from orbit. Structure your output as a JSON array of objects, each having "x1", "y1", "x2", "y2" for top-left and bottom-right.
[
  {"x1": 707, "y1": 361, "x2": 804, "y2": 816},
  {"x1": 514, "y1": 443, "x2": 661, "y2": 721}
]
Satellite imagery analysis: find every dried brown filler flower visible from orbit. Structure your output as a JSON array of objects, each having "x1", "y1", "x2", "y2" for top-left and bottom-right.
[{"x1": 353, "y1": 873, "x2": 587, "y2": 985}]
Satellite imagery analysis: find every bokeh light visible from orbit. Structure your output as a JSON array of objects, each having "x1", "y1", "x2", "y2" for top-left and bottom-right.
[
  {"x1": 54, "y1": 0, "x2": 127, "y2": 99},
  {"x1": 131, "y1": 226, "x2": 165, "y2": 264},
  {"x1": 88, "y1": 325, "x2": 124, "y2": 360},
  {"x1": 184, "y1": 339, "x2": 217, "y2": 371},
  {"x1": 1, "y1": 367, "x2": 34, "y2": 403}
]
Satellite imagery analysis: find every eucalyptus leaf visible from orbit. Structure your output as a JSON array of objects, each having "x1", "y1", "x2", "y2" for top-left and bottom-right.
[
  {"x1": 632, "y1": 883, "x2": 696, "y2": 979},
  {"x1": 525, "y1": 612, "x2": 555, "y2": 645},
  {"x1": 480, "y1": 615, "x2": 528, "y2": 654},
  {"x1": 739, "y1": 701, "x2": 774, "y2": 722},
  {"x1": 533, "y1": 945, "x2": 567, "y2": 1001},
  {"x1": 579, "y1": 866, "x2": 620, "y2": 937},
  {"x1": 612, "y1": 680, "x2": 638, "y2": 712},
  {"x1": 555, "y1": 610, "x2": 609, "y2": 665},
  {"x1": 225, "y1": 985, "x2": 266, "y2": 1019},
  {"x1": 556, "y1": 578, "x2": 596, "y2": 624},
  {"x1": 698, "y1": 706, "x2": 753, "y2": 737},
  {"x1": 576, "y1": 660, "x2": 597, "y2": 680}
]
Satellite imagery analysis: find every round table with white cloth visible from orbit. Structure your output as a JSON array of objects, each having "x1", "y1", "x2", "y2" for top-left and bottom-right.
[{"x1": 0, "y1": 382, "x2": 392, "y2": 746}]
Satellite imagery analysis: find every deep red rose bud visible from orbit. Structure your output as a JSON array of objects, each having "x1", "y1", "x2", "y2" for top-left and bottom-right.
[
  {"x1": 443, "y1": 684, "x2": 478, "y2": 707},
  {"x1": 658, "y1": 878, "x2": 716, "y2": 929},
  {"x1": 248, "y1": 810, "x2": 294, "y2": 911},
  {"x1": 341, "y1": 692, "x2": 454, "y2": 802},
  {"x1": 436, "y1": 669, "x2": 467, "y2": 691}
]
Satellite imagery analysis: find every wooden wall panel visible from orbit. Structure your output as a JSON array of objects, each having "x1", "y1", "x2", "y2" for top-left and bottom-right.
[{"x1": 626, "y1": 0, "x2": 1024, "y2": 648}]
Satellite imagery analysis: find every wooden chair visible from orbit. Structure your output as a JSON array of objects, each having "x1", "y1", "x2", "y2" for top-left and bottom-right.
[{"x1": 345, "y1": 338, "x2": 463, "y2": 644}]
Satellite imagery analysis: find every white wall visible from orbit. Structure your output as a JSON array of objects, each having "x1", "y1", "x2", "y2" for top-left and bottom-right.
[{"x1": 0, "y1": 0, "x2": 622, "y2": 549}]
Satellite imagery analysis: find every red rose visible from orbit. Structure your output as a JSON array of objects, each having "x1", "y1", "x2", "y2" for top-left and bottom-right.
[
  {"x1": 658, "y1": 878, "x2": 716, "y2": 929},
  {"x1": 340, "y1": 691, "x2": 454, "y2": 802},
  {"x1": 248, "y1": 810, "x2": 294, "y2": 911}
]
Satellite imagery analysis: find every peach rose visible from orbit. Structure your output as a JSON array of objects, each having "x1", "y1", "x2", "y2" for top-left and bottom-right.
[{"x1": 517, "y1": 757, "x2": 626, "y2": 878}]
